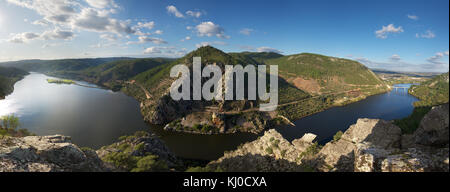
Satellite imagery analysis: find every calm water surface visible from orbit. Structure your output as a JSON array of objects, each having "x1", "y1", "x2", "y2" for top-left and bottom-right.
[{"x1": 0, "y1": 73, "x2": 418, "y2": 160}]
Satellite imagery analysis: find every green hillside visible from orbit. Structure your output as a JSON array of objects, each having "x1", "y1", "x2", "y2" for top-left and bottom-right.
[
  {"x1": 0, "y1": 58, "x2": 131, "y2": 73},
  {"x1": 230, "y1": 52, "x2": 283, "y2": 64},
  {"x1": 409, "y1": 72, "x2": 449, "y2": 107},
  {"x1": 264, "y1": 53, "x2": 386, "y2": 96},
  {"x1": 82, "y1": 58, "x2": 174, "y2": 83},
  {"x1": 0, "y1": 66, "x2": 29, "y2": 99}
]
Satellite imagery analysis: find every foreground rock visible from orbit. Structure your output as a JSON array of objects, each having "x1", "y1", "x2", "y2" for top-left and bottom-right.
[
  {"x1": 0, "y1": 135, "x2": 107, "y2": 172},
  {"x1": 210, "y1": 103, "x2": 449, "y2": 172},
  {"x1": 208, "y1": 129, "x2": 318, "y2": 172},
  {"x1": 413, "y1": 104, "x2": 449, "y2": 147},
  {"x1": 96, "y1": 131, "x2": 180, "y2": 172},
  {"x1": 315, "y1": 118, "x2": 402, "y2": 172}
]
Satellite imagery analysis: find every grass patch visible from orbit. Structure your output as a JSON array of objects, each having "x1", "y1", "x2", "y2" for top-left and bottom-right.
[{"x1": 393, "y1": 106, "x2": 432, "y2": 134}]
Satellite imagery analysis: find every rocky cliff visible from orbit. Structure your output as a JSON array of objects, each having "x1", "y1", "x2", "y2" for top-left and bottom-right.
[
  {"x1": 0, "y1": 135, "x2": 107, "y2": 172},
  {"x1": 209, "y1": 103, "x2": 449, "y2": 172},
  {"x1": 0, "y1": 131, "x2": 179, "y2": 172}
]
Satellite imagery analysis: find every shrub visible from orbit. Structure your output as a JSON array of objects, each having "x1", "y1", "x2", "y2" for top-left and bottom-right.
[
  {"x1": 186, "y1": 166, "x2": 224, "y2": 172},
  {"x1": 333, "y1": 131, "x2": 344, "y2": 142},
  {"x1": 131, "y1": 155, "x2": 168, "y2": 172},
  {"x1": 299, "y1": 142, "x2": 321, "y2": 159},
  {"x1": 394, "y1": 107, "x2": 431, "y2": 134},
  {"x1": 1, "y1": 114, "x2": 20, "y2": 130}
]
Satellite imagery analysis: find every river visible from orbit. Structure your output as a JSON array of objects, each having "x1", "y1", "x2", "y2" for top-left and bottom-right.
[{"x1": 0, "y1": 73, "x2": 418, "y2": 160}]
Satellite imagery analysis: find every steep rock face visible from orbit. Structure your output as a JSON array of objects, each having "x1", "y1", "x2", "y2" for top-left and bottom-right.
[
  {"x1": 208, "y1": 129, "x2": 317, "y2": 172},
  {"x1": 0, "y1": 135, "x2": 107, "y2": 172},
  {"x1": 210, "y1": 104, "x2": 449, "y2": 172},
  {"x1": 352, "y1": 104, "x2": 449, "y2": 172},
  {"x1": 315, "y1": 119, "x2": 402, "y2": 172},
  {"x1": 414, "y1": 103, "x2": 449, "y2": 147}
]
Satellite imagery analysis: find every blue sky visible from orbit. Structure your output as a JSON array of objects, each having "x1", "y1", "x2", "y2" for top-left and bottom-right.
[{"x1": 0, "y1": 0, "x2": 448, "y2": 72}]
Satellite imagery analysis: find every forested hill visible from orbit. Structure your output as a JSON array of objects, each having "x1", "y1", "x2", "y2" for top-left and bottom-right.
[
  {"x1": 0, "y1": 57, "x2": 132, "y2": 73},
  {"x1": 0, "y1": 66, "x2": 29, "y2": 99},
  {"x1": 409, "y1": 72, "x2": 449, "y2": 107},
  {"x1": 264, "y1": 53, "x2": 386, "y2": 95}
]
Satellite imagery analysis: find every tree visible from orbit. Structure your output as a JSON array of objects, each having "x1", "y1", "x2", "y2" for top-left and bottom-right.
[{"x1": 1, "y1": 114, "x2": 20, "y2": 130}]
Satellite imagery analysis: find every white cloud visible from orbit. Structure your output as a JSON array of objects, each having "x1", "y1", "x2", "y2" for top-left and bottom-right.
[
  {"x1": 135, "y1": 21, "x2": 155, "y2": 30},
  {"x1": 427, "y1": 51, "x2": 449, "y2": 65},
  {"x1": 8, "y1": 29, "x2": 74, "y2": 43},
  {"x1": 140, "y1": 36, "x2": 167, "y2": 44},
  {"x1": 195, "y1": 41, "x2": 227, "y2": 48},
  {"x1": 256, "y1": 47, "x2": 282, "y2": 54},
  {"x1": 144, "y1": 47, "x2": 162, "y2": 54},
  {"x1": 375, "y1": 24, "x2": 404, "y2": 39},
  {"x1": 7, "y1": 0, "x2": 78, "y2": 24},
  {"x1": 144, "y1": 46, "x2": 187, "y2": 57},
  {"x1": 100, "y1": 33, "x2": 118, "y2": 41},
  {"x1": 239, "y1": 28, "x2": 253, "y2": 35},
  {"x1": 32, "y1": 19, "x2": 50, "y2": 26},
  {"x1": 407, "y1": 14, "x2": 419, "y2": 20},
  {"x1": 390, "y1": 54, "x2": 401, "y2": 62},
  {"x1": 134, "y1": 30, "x2": 151, "y2": 36},
  {"x1": 416, "y1": 30, "x2": 436, "y2": 39},
  {"x1": 195, "y1": 21, "x2": 229, "y2": 39},
  {"x1": 186, "y1": 10, "x2": 201, "y2": 18},
  {"x1": 154, "y1": 30, "x2": 163, "y2": 35},
  {"x1": 72, "y1": 8, "x2": 135, "y2": 34},
  {"x1": 166, "y1": 5, "x2": 184, "y2": 18},
  {"x1": 8, "y1": 32, "x2": 39, "y2": 43},
  {"x1": 186, "y1": 26, "x2": 193, "y2": 30},
  {"x1": 41, "y1": 28, "x2": 75, "y2": 40},
  {"x1": 85, "y1": 0, "x2": 118, "y2": 9},
  {"x1": 127, "y1": 36, "x2": 167, "y2": 45},
  {"x1": 181, "y1": 36, "x2": 191, "y2": 42},
  {"x1": 7, "y1": 0, "x2": 135, "y2": 36}
]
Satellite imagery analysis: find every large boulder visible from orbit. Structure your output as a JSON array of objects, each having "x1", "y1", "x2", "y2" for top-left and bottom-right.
[
  {"x1": 341, "y1": 118, "x2": 402, "y2": 149},
  {"x1": 354, "y1": 143, "x2": 396, "y2": 172},
  {"x1": 0, "y1": 135, "x2": 107, "y2": 172},
  {"x1": 315, "y1": 119, "x2": 402, "y2": 172},
  {"x1": 208, "y1": 130, "x2": 317, "y2": 172},
  {"x1": 292, "y1": 133, "x2": 317, "y2": 152},
  {"x1": 414, "y1": 103, "x2": 449, "y2": 147},
  {"x1": 381, "y1": 148, "x2": 449, "y2": 172}
]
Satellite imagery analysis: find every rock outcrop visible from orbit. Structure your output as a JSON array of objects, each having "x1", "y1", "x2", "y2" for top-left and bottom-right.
[
  {"x1": 209, "y1": 103, "x2": 449, "y2": 172},
  {"x1": 96, "y1": 131, "x2": 180, "y2": 171},
  {"x1": 0, "y1": 135, "x2": 107, "y2": 172},
  {"x1": 315, "y1": 118, "x2": 402, "y2": 172},
  {"x1": 208, "y1": 129, "x2": 317, "y2": 172},
  {"x1": 413, "y1": 104, "x2": 449, "y2": 147}
]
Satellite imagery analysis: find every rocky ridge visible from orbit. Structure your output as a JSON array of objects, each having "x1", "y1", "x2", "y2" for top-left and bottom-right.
[
  {"x1": 209, "y1": 103, "x2": 449, "y2": 172},
  {"x1": 0, "y1": 135, "x2": 107, "y2": 172}
]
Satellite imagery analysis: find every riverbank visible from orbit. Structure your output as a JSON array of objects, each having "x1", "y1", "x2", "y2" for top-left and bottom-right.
[{"x1": 43, "y1": 71, "x2": 392, "y2": 136}]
